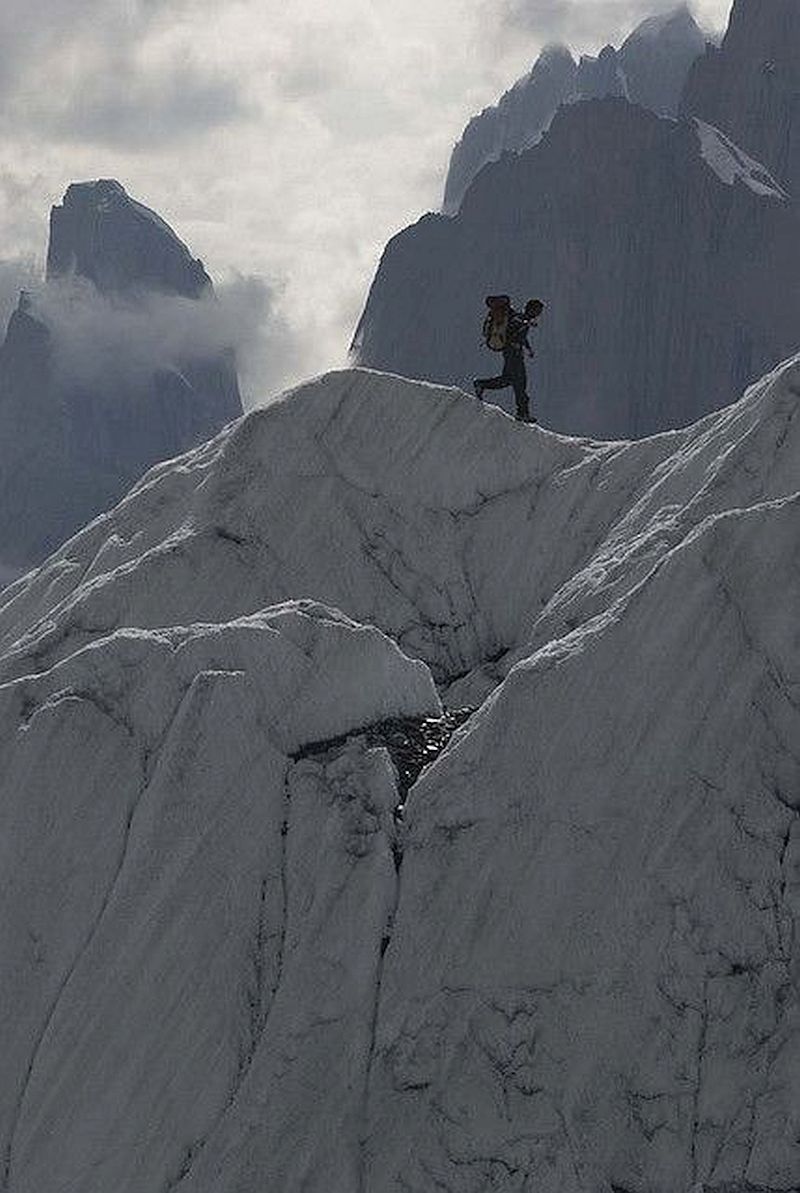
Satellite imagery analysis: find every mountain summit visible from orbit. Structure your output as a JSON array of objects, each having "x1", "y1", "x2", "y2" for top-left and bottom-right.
[
  {"x1": 46, "y1": 179, "x2": 211, "y2": 298},
  {"x1": 442, "y1": 5, "x2": 706, "y2": 214}
]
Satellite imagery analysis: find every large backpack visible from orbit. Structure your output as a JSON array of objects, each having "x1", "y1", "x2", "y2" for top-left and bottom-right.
[{"x1": 482, "y1": 294, "x2": 511, "y2": 351}]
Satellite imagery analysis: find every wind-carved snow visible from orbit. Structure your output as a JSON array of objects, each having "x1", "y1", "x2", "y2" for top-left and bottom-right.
[
  {"x1": 694, "y1": 119, "x2": 789, "y2": 200},
  {"x1": 0, "y1": 361, "x2": 798, "y2": 1192},
  {"x1": 0, "y1": 602, "x2": 438, "y2": 1193},
  {"x1": 368, "y1": 488, "x2": 800, "y2": 1193}
]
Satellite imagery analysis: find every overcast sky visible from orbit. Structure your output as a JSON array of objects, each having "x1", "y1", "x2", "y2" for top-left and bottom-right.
[{"x1": 0, "y1": 0, "x2": 731, "y2": 405}]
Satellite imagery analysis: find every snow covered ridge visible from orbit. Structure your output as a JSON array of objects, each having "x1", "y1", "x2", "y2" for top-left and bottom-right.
[
  {"x1": 1, "y1": 364, "x2": 799, "y2": 1191},
  {"x1": 1, "y1": 363, "x2": 798, "y2": 693}
]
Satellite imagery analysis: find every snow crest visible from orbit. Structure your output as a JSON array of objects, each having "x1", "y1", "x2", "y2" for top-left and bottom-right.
[{"x1": 0, "y1": 363, "x2": 798, "y2": 1192}]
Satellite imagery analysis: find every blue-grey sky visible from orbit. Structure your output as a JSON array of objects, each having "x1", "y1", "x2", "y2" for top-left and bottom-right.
[{"x1": 0, "y1": 0, "x2": 731, "y2": 404}]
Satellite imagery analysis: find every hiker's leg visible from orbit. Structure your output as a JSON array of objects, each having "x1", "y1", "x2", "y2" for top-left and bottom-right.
[
  {"x1": 477, "y1": 349, "x2": 514, "y2": 392},
  {"x1": 476, "y1": 374, "x2": 509, "y2": 391},
  {"x1": 511, "y1": 356, "x2": 530, "y2": 420}
]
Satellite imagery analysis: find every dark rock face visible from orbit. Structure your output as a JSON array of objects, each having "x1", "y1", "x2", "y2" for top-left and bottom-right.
[
  {"x1": 574, "y1": 44, "x2": 627, "y2": 102},
  {"x1": 442, "y1": 45, "x2": 577, "y2": 216},
  {"x1": 0, "y1": 181, "x2": 243, "y2": 572},
  {"x1": 681, "y1": 0, "x2": 800, "y2": 198},
  {"x1": 619, "y1": 4, "x2": 707, "y2": 115},
  {"x1": 47, "y1": 179, "x2": 211, "y2": 297},
  {"x1": 354, "y1": 99, "x2": 799, "y2": 439},
  {"x1": 297, "y1": 708, "x2": 476, "y2": 804},
  {"x1": 441, "y1": 6, "x2": 706, "y2": 214}
]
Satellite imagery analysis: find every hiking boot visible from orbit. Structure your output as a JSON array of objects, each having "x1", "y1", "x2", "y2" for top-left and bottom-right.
[{"x1": 473, "y1": 380, "x2": 484, "y2": 400}]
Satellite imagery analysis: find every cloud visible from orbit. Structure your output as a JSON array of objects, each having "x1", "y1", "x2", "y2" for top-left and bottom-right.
[
  {"x1": 495, "y1": 0, "x2": 717, "y2": 49},
  {"x1": 44, "y1": 60, "x2": 252, "y2": 150},
  {"x1": 0, "y1": 0, "x2": 250, "y2": 149},
  {"x1": 29, "y1": 273, "x2": 303, "y2": 409}
]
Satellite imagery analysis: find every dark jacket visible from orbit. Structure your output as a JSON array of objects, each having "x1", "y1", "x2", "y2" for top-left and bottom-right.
[{"x1": 505, "y1": 311, "x2": 532, "y2": 354}]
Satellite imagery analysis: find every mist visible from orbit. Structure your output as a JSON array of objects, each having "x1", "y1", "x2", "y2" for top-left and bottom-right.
[{"x1": 29, "y1": 273, "x2": 304, "y2": 410}]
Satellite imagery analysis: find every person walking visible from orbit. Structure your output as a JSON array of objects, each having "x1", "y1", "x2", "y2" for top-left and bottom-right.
[{"x1": 474, "y1": 297, "x2": 544, "y2": 423}]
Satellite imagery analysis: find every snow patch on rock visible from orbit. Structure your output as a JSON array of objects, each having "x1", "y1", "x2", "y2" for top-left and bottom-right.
[{"x1": 694, "y1": 119, "x2": 789, "y2": 200}]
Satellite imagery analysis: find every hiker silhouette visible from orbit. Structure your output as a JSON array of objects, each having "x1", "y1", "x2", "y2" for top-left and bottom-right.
[{"x1": 474, "y1": 297, "x2": 544, "y2": 423}]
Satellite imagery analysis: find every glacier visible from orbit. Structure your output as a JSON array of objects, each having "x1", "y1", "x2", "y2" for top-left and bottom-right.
[{"x1": 0, "y1": 359, "x2": 798, "y2": 1192}]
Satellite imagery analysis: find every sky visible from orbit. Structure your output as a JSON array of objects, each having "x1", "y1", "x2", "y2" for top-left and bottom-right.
[{"x1": 0, "y1": 0, "x2": 731, "y2": 406}]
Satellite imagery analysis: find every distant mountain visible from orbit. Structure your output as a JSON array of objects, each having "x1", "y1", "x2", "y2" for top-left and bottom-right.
[
  {"x1": 681, "y1": 0, "x2": 800, "y2": 197},
  {"x1": 618, "y1": 4, "x2": 708, "y2": 115},
  {"x1": 355, "y1": 97, "x2": 797, "y2": 438},
  {"x1": 442, "y1": 5, "x2": 707, "y2": 214},
  {"x1": 442, "y1": 44, "x2": 576, "y2": 217},
  {"x1": 0, "y1": 361, "x2": 797, "y2": 1192},
  {"x1": 0, "y1": 180, "x2": 242, "y2": 575},
  {"x1": 46, "y1": 179, "x2": 212, "y2": 297}
]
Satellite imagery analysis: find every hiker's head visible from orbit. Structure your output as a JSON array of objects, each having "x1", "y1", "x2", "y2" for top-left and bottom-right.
[{"x1": 525, "y1": 299, "x2": 544, "y2": 319}]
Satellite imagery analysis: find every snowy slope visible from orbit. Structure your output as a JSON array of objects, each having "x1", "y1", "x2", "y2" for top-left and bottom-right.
[
  {"x1": 0, "y1": 603, "x2": 439, "y2": 1193},
  {"x1": 369, "y1": 486, "x2": 800, "y2": 1193},
  {"x1": 0, "y1": 363, "x2": 798, "y2": 1192}
]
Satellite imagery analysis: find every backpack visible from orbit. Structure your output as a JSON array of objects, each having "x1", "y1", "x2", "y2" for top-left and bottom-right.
[{"x1": 482, "y1": 294, "x2": 511, "y2": 351}]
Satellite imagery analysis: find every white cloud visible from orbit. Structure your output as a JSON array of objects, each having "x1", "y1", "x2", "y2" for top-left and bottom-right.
[
  {"x1": 28, "y1": 273, "x2": 299, "y2": 409},
  {"x1": 497, "y1": 0, "x2": 726, "y2": 44}
]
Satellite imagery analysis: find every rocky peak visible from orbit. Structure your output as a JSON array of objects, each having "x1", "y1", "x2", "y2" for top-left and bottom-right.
[
  {"x1": 624, "y1": 3, "x2": 703, "y2": 45},
  {"x1": 619, "y1": 4, "x2": 707, "y2": 115},
  {"x1": 441, "y1": 44, "x2": 577, "y2": 214},
  {"x1": 573, "y1": 45, "x2": 628, "y2": 101},
  {"x1": 46, "y1": 178, "x2": 211, "y2": 298},
  {"x1": 441, "y1": 6, "x2": 706, "y2": 214}
]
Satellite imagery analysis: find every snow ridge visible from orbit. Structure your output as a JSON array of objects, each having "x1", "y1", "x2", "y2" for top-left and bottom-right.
[{"x1": 0, "y1": 363, "x2": 798, "y2": 1192}]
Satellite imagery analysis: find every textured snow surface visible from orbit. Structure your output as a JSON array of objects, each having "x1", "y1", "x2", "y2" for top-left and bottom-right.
[{"x1": 1, "y1": 363, "x2": 799, "y2": 1192}]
